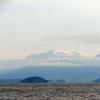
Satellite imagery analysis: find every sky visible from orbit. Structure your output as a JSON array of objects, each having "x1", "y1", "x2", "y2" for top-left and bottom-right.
[{"x1": 0, "y1": 0, "x2": 100, "y2": 60}]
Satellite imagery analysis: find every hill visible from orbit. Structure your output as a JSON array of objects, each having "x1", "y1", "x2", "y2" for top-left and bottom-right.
[
  {"x1": 94, "y1": 78, "x2": 100, "y2": 83},
  {"x1": 21, "y1": 76, "x2": 49, "y2": 83}
]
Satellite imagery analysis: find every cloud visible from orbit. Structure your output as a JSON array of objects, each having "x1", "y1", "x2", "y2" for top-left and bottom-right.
[
  {"x1": 26, "y1": 50, "x2": 84, "y2": 59},
  {"x1": 0, "y1": 0, "x2": 11, "y2": 6},
  {"x1": 0, "y1": 0, "x2": 100, "y2": 59},
  {"x1": 0, "y1": 0, "x2": 12, "y2": 11},
  {"x1": 95, "y1": 53, "x2": 100, "y2": 58},
  {"x1": 40, "y1": 33, "x2": 100, "y2": 44},
  {"x1": 71, "y1": 34, "x2": 100, "y2": 44},
  {"x1": 0, "y1": 50, "x2": 100, "y2": 70}
]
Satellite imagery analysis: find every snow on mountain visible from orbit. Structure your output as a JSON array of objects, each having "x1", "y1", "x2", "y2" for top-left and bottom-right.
[{"x1": 0, "y1": 50, "x2": 99, "y2": 74}]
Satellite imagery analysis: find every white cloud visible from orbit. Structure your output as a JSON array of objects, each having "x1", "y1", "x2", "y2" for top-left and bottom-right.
[{"x1": 0, "y1": 50, "x2": 100, "y2": 70}]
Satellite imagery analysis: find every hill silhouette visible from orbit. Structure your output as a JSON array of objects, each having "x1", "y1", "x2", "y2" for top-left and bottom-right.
[
  {"x1": 21, "y1": 76, "x2": 49, "y2": 83},
  {"x1": 94, "y1": 78, "x2": 100, "y2": 83}
]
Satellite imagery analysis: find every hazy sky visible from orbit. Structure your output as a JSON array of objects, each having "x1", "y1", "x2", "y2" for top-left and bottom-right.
[{"x1": 0, "y1": 0, "x2": 100, "y2": 60}]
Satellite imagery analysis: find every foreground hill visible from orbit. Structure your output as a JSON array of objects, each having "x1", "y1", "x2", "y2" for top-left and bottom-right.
[{"x1": 21, "y1": 76, "x2": 49, "y2": 83}]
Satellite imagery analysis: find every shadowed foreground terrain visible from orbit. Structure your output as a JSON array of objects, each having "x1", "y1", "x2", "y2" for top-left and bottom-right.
[{"x1": 0, "y1": 84, "x2": 100, "y2": 100}]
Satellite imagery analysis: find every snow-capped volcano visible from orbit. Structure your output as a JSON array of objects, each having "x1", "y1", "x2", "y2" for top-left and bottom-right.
[{"x1": 26, "y1": 50, "x2": 83, "y2": 60}]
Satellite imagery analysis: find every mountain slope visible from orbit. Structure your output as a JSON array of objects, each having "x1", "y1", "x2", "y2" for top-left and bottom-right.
[{"x1": 1, "y1": 66, "x2": 100, "y2": 82}]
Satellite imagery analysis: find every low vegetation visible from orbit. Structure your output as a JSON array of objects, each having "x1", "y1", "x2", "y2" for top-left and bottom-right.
[{"x1": 0, "y1": 84, "x2": 100, "y2": 100}]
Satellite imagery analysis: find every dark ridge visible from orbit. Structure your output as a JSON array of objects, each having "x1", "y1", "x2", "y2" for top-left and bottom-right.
[
  {"x1": 21, "y1": 76, "x2": 49, "y2": 83},
  {"x1": 94, "y1": 78, "x2": 100, "y2": 83}
]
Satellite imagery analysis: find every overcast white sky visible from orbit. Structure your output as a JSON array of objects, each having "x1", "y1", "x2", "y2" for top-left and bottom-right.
[{"x1": 0, "y1": 0, "x2": 100, "y2": 60}]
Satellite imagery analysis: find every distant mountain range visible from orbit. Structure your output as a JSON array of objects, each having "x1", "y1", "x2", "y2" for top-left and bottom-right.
[
  {"x1": 0, "y1": 66, "x2": 100, "y2": 83},
  {"x1": 0, "y1": 50, "x2": 100, "y2": 83}
]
